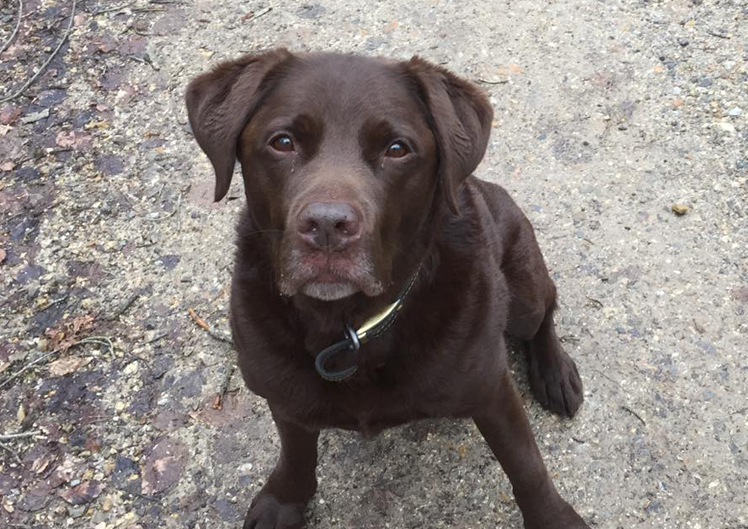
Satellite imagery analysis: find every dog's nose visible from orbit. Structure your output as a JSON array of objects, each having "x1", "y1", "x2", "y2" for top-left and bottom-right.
[{"x1": 297, "y1": 202, "x2": 362, "y2": 251}]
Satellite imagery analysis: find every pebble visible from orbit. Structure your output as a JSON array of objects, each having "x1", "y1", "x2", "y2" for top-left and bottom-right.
[
  {"x1": 69, "y1": 504, "x2": 87, "y2": 518},
  {"x1": 124, "y1": 361, "x2": 139, "y2": 375},
  {"x1": 727, "y1": 107, "x2": 742, "y2": 116}
]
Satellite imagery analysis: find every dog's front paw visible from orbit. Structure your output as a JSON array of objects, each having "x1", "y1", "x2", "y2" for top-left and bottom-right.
[
  {"x1": 244, "y1": 493, "x2": 305, "y2": 529},
  {"x1": 528, "y1": 348, "x2": 583, "y2": 418},
  {"x1": 524, "y1": 499, "x2": 590, "y2": 529}
]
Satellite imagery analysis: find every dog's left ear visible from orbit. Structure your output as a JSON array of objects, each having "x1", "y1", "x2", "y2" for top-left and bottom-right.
[
  {"x1": 405, "y1": 57, "x2": 493, "y2": 214},
  {"x1": 185, "y1": 49, "x2": 293, "y2": 202}
]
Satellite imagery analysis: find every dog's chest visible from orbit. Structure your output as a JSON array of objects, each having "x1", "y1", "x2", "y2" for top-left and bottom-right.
[
  {"x1": 301, "y1": 370, "x2": 464, "y2": 435},
  {"x1": 319, "y1": 395, "x2": 435, "y2": 436}
]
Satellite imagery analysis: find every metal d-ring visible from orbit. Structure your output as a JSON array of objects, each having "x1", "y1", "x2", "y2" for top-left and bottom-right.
[{"x1": 314, "y1": 324, "x2": 361, "y2": 382}]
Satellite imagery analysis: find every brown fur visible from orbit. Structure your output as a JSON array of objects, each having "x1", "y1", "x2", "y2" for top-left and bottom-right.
[{"x1": 186, "y1": 50, "x2": 590, "y2": 529}]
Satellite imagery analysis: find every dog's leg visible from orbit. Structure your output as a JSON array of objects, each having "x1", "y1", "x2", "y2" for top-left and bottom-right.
[
  {"x1": 524, "y1": 299, "x2": 583, "y2": 417},
  {"x1": 244, "y1": 411, "x2": 319, "y2": 529},
  {"x1": 473, "y1": 376, "x2": 589, "y2": 529},
  {"x1": 503, "y1": 219, "x2": 584, "y2": 417}
]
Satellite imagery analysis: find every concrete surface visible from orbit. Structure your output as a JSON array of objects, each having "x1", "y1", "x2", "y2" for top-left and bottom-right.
[{"x1": 1, "y1": 0, "x2": 746, "y2": 528}]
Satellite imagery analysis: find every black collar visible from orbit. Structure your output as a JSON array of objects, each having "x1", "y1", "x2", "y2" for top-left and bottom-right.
[{"x1": 314, "y1": 265, "x2": 422, "y2": 382}]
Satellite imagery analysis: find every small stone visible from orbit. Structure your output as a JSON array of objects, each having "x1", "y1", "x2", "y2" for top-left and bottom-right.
[
  {"x1": 68, "y1": 504, "x2": 87, "y2": 518},
  {"x1": 671, "y1": 204, "x2": 689, "y2": 216},
  {"x1": 123, "y1": 361, "x2": 139, "y2": 375},
  {"x1": 115, "y1": 402, "x2": 126, "y2": 412},
  {"x1": 20, "y1": 109, "x2": 50, "y2": 124},
  {"x1": 718, "y1": 122, "x2": 735, "y2": 132},
  {"x1": 0, "y1": 105, "x2": 21, "y2": 125},
  {"x1": 678, "y1": 38, "x2": 689, "y2": 47},
  {"x1": 728, "y1": 107, "x2": 742, "y2": 116}
]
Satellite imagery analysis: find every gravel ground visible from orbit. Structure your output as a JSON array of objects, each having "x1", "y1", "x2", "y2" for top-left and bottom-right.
[{"x1": 1, "y1": 1, "x2": 746, "y2": 528}]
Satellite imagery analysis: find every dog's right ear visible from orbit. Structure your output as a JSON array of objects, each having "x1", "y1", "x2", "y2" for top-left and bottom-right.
[{"x1": 185, "y1": 49, "x2": 293, "y2": 202}]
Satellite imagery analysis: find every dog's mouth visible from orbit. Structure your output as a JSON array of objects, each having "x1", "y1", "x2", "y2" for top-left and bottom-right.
[
  {"x1": 278, "y1": 250, "x2": 384, "y2": 301},
  {"x1": 300, "y1": 276, "x2": 359, "y2": 301}
]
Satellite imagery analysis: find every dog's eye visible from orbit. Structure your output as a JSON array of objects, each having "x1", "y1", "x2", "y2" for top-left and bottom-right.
[
  {"x1": 270, "y1": 134, "x2": 295, "y2": 153},
  {"x1": 386, "y1": 141, "x2": 409, "y2": 158}
]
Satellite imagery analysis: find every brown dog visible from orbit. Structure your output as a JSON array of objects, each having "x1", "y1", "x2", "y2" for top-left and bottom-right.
[{"x1": 186, "y1": 50, "x2": 590, "y2": 529}]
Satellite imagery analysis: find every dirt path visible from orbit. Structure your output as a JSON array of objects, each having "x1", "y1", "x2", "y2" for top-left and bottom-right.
[{"x1": 1, "y1": 1, "x2": 746, "y2": 528}]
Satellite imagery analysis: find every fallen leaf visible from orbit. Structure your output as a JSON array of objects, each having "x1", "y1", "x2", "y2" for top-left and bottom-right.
[
  {"x1": 118, "y1": 36, "x2": 147, "y2": 58},
  {"x1": 83, "y1": 119, "x2": 110, "y2": 130},
  {"x1": 44, "y1": 314, "x2": 95, "y2": 353},
  {"x1": 0, "y1": 105, "x2": 21, "y2": 125},
  {"x1": 193, "y1": 393, "x2": 251, "y2": 428},
  {"x1": 732, "y1": 287, "x2": 748, "y2": 304},
  {"x1": 31, "y1": 451, "x2": 56, "y2": 475},
  {"x1": 55, "y1": 131, "x2": 76, "y2": 147},
  {"x1": 48, "y1": 356, "x2": 92, "y2": 377},
  {"x1": 115, "y1": 85, "x2": 139, "y2": 105},
  {"x1": 95, "y1": 36, "x2": 117, "y2": 54},
  {"x1": 48, "y1": 455, "x2": 78, "y2": 487},
  {"x1": 60, "y1": 480, "x2": 104, "y2": 505},
  {"x1": 54, "y1": 130, "x2": 92, "y2": 150},
  {"x1": 141, "y1": 438, "x2": 188, "y2": 495}
]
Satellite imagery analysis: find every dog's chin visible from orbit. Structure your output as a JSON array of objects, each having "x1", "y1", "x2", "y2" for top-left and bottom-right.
[{"x1": 301, "y1": 281, "x2": 359, "y2": 301}]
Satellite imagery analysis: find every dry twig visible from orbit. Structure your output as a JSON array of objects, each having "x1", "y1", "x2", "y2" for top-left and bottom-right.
[
  {"x1": 188, "y1": 308, "x2": 233, "y2": 344},
  {"x1": 92, "y1": 1, "x2": 135, "y2": 15},
  {"x1": 0, "y1": 0, "x2": 78, "y2": 103},
  {"x1": 707, "y1": 29, "x2": 730, "y2": 39},
  {"x1": 105, "y1": 290, "x2": 141, "y2": 320},
  {"x1": 0, "y1": 430, "x2": 41, "y2": 440},
  {"x1": 0, "y1": 350, "x2": 58, "y2": 390},
  {"x1": 620, "y1": 405, "x2": 646, "y2": 426},
  {"x1": 247, "y1": 6, "x2": 272, "y2": 21},
  {"x1": 0, "y1": 441, "x2": 22, "y2": 464},
  {"x1": 476, "y1": 78, "x2": 509, "y2": 85},
  {"x1": 0, "y1": 0, "x2": 23, "y2": 56},
  {"x1": 0, "y1": 336, "x2": 113, "y2": 390},
  {"x1": 188, "y1": 308, "x2": 209, "y2": 330},
  {"x1": 212, "y1": 365, "x2": 236, "y2": 410}
]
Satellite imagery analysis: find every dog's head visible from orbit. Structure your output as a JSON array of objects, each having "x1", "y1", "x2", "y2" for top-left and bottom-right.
[{"x1": 186, "y1": 50, "x2": 492, "y2": 302}]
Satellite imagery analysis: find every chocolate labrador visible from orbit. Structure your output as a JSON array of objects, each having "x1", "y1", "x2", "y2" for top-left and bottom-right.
[{"x1": 186, "y1": 49, "x2": 590, "y2": 529}]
